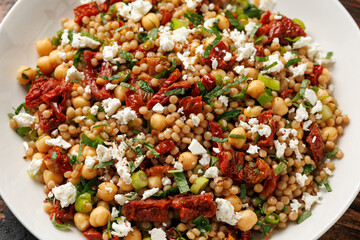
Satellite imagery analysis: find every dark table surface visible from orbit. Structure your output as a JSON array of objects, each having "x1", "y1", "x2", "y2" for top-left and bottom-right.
[{"x1": 0, "y1": 0, "x2": 360, "y2": 239}]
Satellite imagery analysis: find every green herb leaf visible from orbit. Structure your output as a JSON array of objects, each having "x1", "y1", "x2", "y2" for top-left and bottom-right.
[
  {"x1": 15, "y1": 127, "x2": 31, "y2": 137},
  {"x1": 139, "y1": 80, "x2": 154, "y2": 93},
  {"x1": 203, "y1": 35, "x2": 222, "y2": 58},
  {"x1": 296, "y1": 211, "x2": 311, "y2": 224},
  {"x1": 115, "y1": 24, "x2": 128, "y2": 32},
  {"x1": 153, "y1": 187, "x2": 179, "y2": 198},
  {"x1": 93, "y1": 160, "x2": 115, "y2": 169},
  {"x1": 225, "y1": 10, "x2": 244, "y2": 31},
  {"x1": 145, "y1": 143, "x2": 160, "y2": 158},
  {"x1": 148, "y1": 27, "x2": 158, "y2": 40},
  {"x1": 255, "y1": 56, "x2": 269, "y2": 62},
  {"x1": 119, "y1": 50, "x2": 133, "y2": 61},
  {"x1": 68, "y1": 154, "x2": 80, "y2": 165},
  {"x1": 210, "y1": 136, "x2": 228, "y2": 142},
  {"x1": 254, "y1": 133, "x2": 260, "y2": 144},
  {"x1": 120, "y1": 82, "x2": 136, "y2": 91},
  {"x1": 193, "y1": 216, "x2": 212, "y2": 237},
  {"x1": 240, "y1": 183, "x2": 246, "y2": 199},
  {"x1": 249, "y1": 23, "x2": 262, "y2": 39},
  {"x1": 326, "y1": 147, "x2": 338, "y2": 158},
  {"x1": 73, "y1": 49, "x2": 87, "y2": 68},
  {"x1": 219, "y1": 110, "x2": 241, "y2": 119},
  {"x1": 164, "y1": 88, "x2": 186, "y2": 97},
  {"x1": 325, "y1": 51, "x2": 333, "y2": 60},
  {"x1": 210, "y1": 156, "x2": 219, "y2": 167},
  {"x1": 285, "y1": 36, "x2": 301, "y2": 43},
  {"x1": 274, "y1": 162, "x2": 286, "y2": 176},
  {"x1": 302, "y1": 164, "x2": 314, "y2": 174},
  {"x1": 128, "y1": 161, "x2": 136, "y2": 172},
  {"x1": 169, "y1": 170, "x2": 190, "y2": 193},
  {"x1": 81, "y1": 133, "x2": 100, "y2": 148},
  {"x1": 227, "y1": 76, "x2": 248, "y2": 86},
  {"x1": 184, "y1": 11, "x2": 204, "y2": 26},
  {"x1": 229, "y1": 134, "x2": 246, "y2": 139},
  {"x1": 261, "y1": 62, "x2": 278, "y2": 71},
  {"x1": 292, "y1": 79, "x2": 309, "y2": 102},
  {"x1": 237, "y1": 165, "x2": 243, "y2": 172},
  {"x1": 52, "y1": 215, "x2": 71, "y2": 229},
  {"x1": 285, "y1": 57, "x2": 301, "y2": 68},
  {"x1": 244, "y1": 4, "x2": 262, "y2": 19},
  {"x1": 51, "y1": 152, "x2": 58, "y2": 162},
  {"x1": 255, "y1": 34, "x2": 265, "y2": 44},
  {"x1": 323, "y1": 176, "x2": 332, "y2": 192},
  {"x1": 80, "y1": 30, "x2": 101, "y2": 43},
  {"x1": 154, "y1": 58, "x2": 177, "y2": 79},
  {"x1": 257, "y1": 92, "x2": 274, "y2": 107}
]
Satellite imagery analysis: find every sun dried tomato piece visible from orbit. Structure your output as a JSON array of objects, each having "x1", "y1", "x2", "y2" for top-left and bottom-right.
[
  {"x1": 83, "y1": 228, "x2": 103, "y2": 240},
  {"x1": 160, "y1": 9, "x2": 172, "y2": 25},
  {"x1": 259, "y1": 10, "x2": 271, "y2": 24},
  {"x1": 243, "y1": 158, "x2": 272, "y2": 185},
  {"x1": 146, "y1": 165, "x2": 174, "y2": 176},
  {"x1": 306, "y1": 65, "x2": 324, "y2": 86},
  {"x1": 218, "y1": 150, "x2": 244, "y2": 180},
  {"x1": 171, "y1": 193, "x2": 216, "y2": 219},
  {"x1": 49, "y1": 200, "x2": 75, "y2": 224},
  {"x1": 147, "y1": 69, "x2": 182, "y2": 109},
  {"x1": 124, "y1": 199, "x2": 172, "y2": 222},
  {"x1": 280, "y1": 89, "x2": 294, "y2": 99},
  {"x1": 241, "y1": 230, "x2": 253, "y2": 240},
  {"x1": 100, "y1": 61, "x2": 113, "y2": 78},
  {"x1": 209, "y1": 121, "x2": 223, "y2": 148},
  {"x1": 257, "y1": 110, "x2": 276, "y2": 147},
  {"x1": 254, "y1": 45, "x2": 265, "y2": 57},
  {"x1": 178, "y1": 96, "x2": 203, "y2": 117},
  {"x1": 44, "y1": 147, "x2": 72, "y2": 175},
  {"x1": 83, "y1": 51, "x2": 113, "y2": 100},
  {"x1": 261, "y1": 169, "x2": 279, "y2": 196},
  {"x1": 202, "y1": 41, "x2": 236, "y2": 70},
  {"x1": 125, "y1": 90, "x2": 145, "y2": 116},
  {"x1": 257, "y1": 15, "x2": 306, "y2": 45},
  {"x1": 306, "y1": 123, "x2": 324, "y2": 162},
  {"x1": 25, "y1": 76, "x2": 60, "y2": 108},
  {"x1": 192, "y1": 74, "x2": 216, "y2": 96},
  {"x1": 74, "y1": 2, "x2": 108, "y2": 24},
  {"x1": 154, "y1": 139, "x2": 176, "y2": 155}
]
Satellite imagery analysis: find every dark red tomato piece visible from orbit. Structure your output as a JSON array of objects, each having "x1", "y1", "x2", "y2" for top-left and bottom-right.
[
  {"x1": 306, "y1": 123, "x2": 324, "y2": 162},
  {"x1": 83, "y1": 228, "x2": 103, "y2": 240},
  {"x1": 261, "y1": 169, "x2": 279, "y2": 196},
  {"x1": 145, "y1": 165, "x2": 174, "y2": 176},
  {"x1": 259, "y1": 10, "x2": 271, "y2": 24},
  {"x1": 241, "y1": 230, "x2": 253, "y2": 240},
  {"x1": 154, "y1": 139, "x2": 176, "y2": 155},
  {"x1": 74, "y1": 2, "x2": 108, "y2": 24},
  {"x1": 280, "y1": 89, "x2": 294, "y2": 99},
  {"x1": 257, "y1": 110, "x2": 276, "y2": 147},
  {"x1": 49, "y1": 200, "x2": 75, "y2": 224},
  {"x1": 202, "y1": 41, "x2": 236, "y2": 70},
  {"x1": 44, "y1": 147, "x2": 72, "y2": 175},
  {"x1": 83, "y1": 51, "x2": 113, "y2": 100},
  {"x1": 178, "y1": 96, "x2": 203, "y2": 117},
  {"x1": 112, "y1": 236, "x2": 120, "y2": 240},
  {"x1": 243, "y1": 158, "x2": 272, "y2": 185},
  {"x1": 160, "y1": 9, "x2": 172, "y2": 25},
  {"x1": 192, "y1": 74, "x2": 216, "y2": 97},
  {"x1": 100, "y1": 61, "x2": 113, "y2": 78},
  {"x1": 218, "y1": 150, "x2": 244, "y2": 180},
  {"x1": 125, "y1": 90, "x2": 145, "y2": 116},
  {"x1": 171, "y1": 193, "x2": 216, "y2": 219},
  {"x1": 25, "y1": 76, "x2": 60, "y2": 108},
  {"x1": 147, "y1": 69, "x2": 182, "y2": 109},
  {"x1": 209, "y1": 121, "x2": 223, "y2": 147},
  {"x1": 254, "y1": 45, "x2": 265, "y2": 57},
  {"x1": 124, "y1": 199, "x2": 172, "y2": 222},
  {"x1": 306, "y1": 65, "x2": 324, "y2": 86}
]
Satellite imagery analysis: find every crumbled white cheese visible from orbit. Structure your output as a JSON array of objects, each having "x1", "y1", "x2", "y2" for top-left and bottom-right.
[
  {"x1": 203, "y1": 166, "x2": 219, "y2": 178},
  {"x1": 185, "y1": 0, "x2": 202, "y2": 10},
  {"x1": 162, "y1": 176, "x2": 171, "y2": 186},
  {"x1": 45, "y1": 136, "x2": 71, "y2": 149},
  {"x1": 258, "y1": 0, "x2": 277, "y2": 11},
  {"x1": 274, "y1": 140, "x2": 286, "y2": 158},
  {"x1": 323, "y1": 167, "x2": 334, "y2": 176},
  {"x1": 149, "y1": 228, "x2": 167, "y2": 240},
  {"x1": 213, "y1": 147, "x2": 220, "y2": 153},
  {"x1": 134, "y1": 155, "x2": 145, "y2": 168},
  {"x1": 152, "y1": 103, "x2": 165, "y2": 114},
  {"x1": 71, "y1": 33, "x2": 100, "y2": 49},
  {"x1": 310, "y1": 100, "x2": 323, "y2": 114},
  {"x1": 117, "y1": 0, "x2": 152, "y2": 22},
  {"x1": 188, "y1": 139, "x2": 207, "y2": 155},
  {"x1": 246, "y1": 144, "x2": 260, "y2": 154},
  {"x1": 103, "y1": 43, "x2": 119, "y2": 62},
  {"x1": 215, "y1": 198, "x2": 242, "y2": 225},
  {"x1": 111, "y1": 216, "x2": 134, "y2": 237},
  {"x1": 261, "y1": 53, "x2": 285, "y2": 74},
  {"x1": 177, "y1": 50, "x2": 196, "y2": 71},
  {"x1": 52, "y1": 182, "x2": 77, "y2": 208},
  {"x1": 195, "y1": 44, "x2": 205, "y2": 56},
  {"x1": 13, "y1": 113, "x2": 36, "y2": 127},
  {"x1": 110, "y1": 207, "x2": 120, "y2": 221},
  {"x1": 199, "y1": 154, "x2": 211, "y2": 166},
  {"x1": 142, "y1": 188, "x2": 159, "y2": 200},
  {"x1": 304, "y1": 88, "x2": 318, "y2": 105},
  {"x1": 245, "y1": 22, "x2": 257, "y2": 36},
  {"x1": 174, "y1": 161, "x2": 183, "y2": 171},
  {"x1": 115, "y1": 192, "x2": 139, "y2": 205},
  {"x1": 289, "y1": 63, "x2": 307, "y2": 78},
  {"x1": 293, "y1": 36, "x2": 312, "y2": 49},
  {"x1": 211, "y1": 57, "x2": 218, "y2": 70},
  {"x1": 290, "y1": 199, "x2": 302, "y2": 213},
  {"x1": 283, "y1": 51, "x2": 297, "y2": 62},
  {"x1": 294, "y1": 104, "x2": 309, "y2": 122},
  {"x1": 224, "y1": 52, "x2": 232, "y2": 61},
  {"x1": 115, "y1": 157, "x2": 132, "y2": 184},
  {"x1": 27, "y1": 158, "x2": 43, "y2": 177},
  {"x1": 84, "y1": 156, "x2": 96, "y2": 169},
  {"x1": 302, "y1": 192, "x2": 321, "y2": 211},
  {"x1": 233, "y1": 65, "x2": 248, "y2": 76},
  {"x1": 289, "y1": 139, "x2": 303, "y2": 160},
  {"x1": 96, "y1": 145, "x2": 113, "y2": 163},
  {"x1": 204, "y1": 18, "x2": 217, "y2": 29},
  {"x1": 258, "y1": 125, "x2": 272, "y2": 137},
  {"x1": 237, "y1": 42, "x2": 257, "y2": 62},
  {"x1": 295, "y1": 173, "x2": 308, "y2": 187},
  {"x1": 102, "y1": 98, "x2": 121, "y2": 116},
  {"x1": 61, "y1": 29, "x2": 70, "y2": 46},
  {"x1": 90, "y1": 105, "x2": 99, "y2": 116},
  {"x1": 84, "y1": 85, "x2": 91, "y2": 94},
  {"x1": 218, "y1": 95, "x2": 229, "y2": 107},
  {"x1": 303, "y1": 120, "x2": 312, "y2": 131},
  {"x1": 274, "y1": 14, "x2": 282, "y2": 20},
  {"x1": 191, "y1": 115, "x2": 200, "y2": 127},
  {"x1": 57, "y1": 51, "x2": 67, "y2": 61},
  {"x1": 112, "y1": 107, "x2": 137, "y2": 124},
  {"x1": 105, "y1": 83, "x2": 117, "y2": 91}
]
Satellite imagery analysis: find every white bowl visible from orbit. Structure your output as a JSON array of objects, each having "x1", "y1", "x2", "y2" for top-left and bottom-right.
[{"x1": 0, "y1": 0, "x2": 359, "y2": 239}]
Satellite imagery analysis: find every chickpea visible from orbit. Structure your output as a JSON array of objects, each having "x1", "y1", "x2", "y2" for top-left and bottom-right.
[
  {"x1": 150, "y1": 113, "x2": 167, "y2": 131},
  {"x1": 72, "y1": 96, "x2": 91, "y2": 109},
  {"x1": 141, "y1": 13, "x2": 160, "y2": 31},
  {"x1": 114, "y1": 86, "x2": 128, "y2": 102},
  {"x1": 210, "y1": 69, "x2": 227, "y2": 78},
  {"x1": 97, "y1": 201, "x2": 110, "y2": 211},
  {"x1": 245, "y1": 67, "x2": 259, "y2": 79},
  {"x1": 178, "y1": 152, "x2": 198, "y2": 170},
  {"x1": 246, "y1": 80, "x2": 265, "y2": 99},
  {"x1": 322, "y1": 127, "x2": 338, "y2": 142},
  {"x1": 148, "y1": 175, "x2": 163, "y2": 189},
  {"x1": 228, "y1": 127, "x2": 247, "y2": 149},
  {"x1": 36, "y1": 39, "x2": 53, "y2": 56},
  {"x1": 36, "y1": 134, "x2": 52, "y2": 153},
  {"x1": 226, "y1": 195, "x2": 242, "y2": 212},
  {"x1": 271, "y1": 97, "x2": 288, "y2": 116},
  {"x1": 37, "y1": 56, "x2": 53, "y2": 74},
  {"x1": 17, "y1": 66, "x2": 35, "y2": 85},
  {"x1": 216, "y1": 15, "x2": 230, "y2": 30},
  {"x1": 317, "y1": 89, "x2": 331, "y2": 104},
  {"x1": 83, "y1": 146, "x2": 96, "y2": 158},
  {"x1": 117, "y1": 178, "x2": 134, "y2": 191},
  {"x1": 49, "y1": 50, "x2": 63, "y2": 67},
  {"x1": 43, "y1": 170, "x2": 63, "y2": 185},
  {"x1": 244, "y1": 106, "x2": 263, "y2": 118},
  {"x1": 74, "y1": 212, "x2": 91, "y2": 231},
  {"x1": 54, "y1": 64, "x2": 69, "y2": 81},
  {"x1": 98, "y1": 182, "x2": 118, "y2": 201},
  {"x1": 69, "y1": 144, "x2": 80, "y2": 156},
  {"x1": 81, "y1": 165, "x2": 98, "y2": 180},
  {"x1": 236, "y1": 210, "x2": 258, "y2": 231},
  {"x1": 204, "y1": 35, "x2": 216, "y2": 49},
  {"x1": 124, "y1": 227, "x2": 142, "y2": 240},
  {"x1": 89, "y1": 206, "x2": 110, "y2": 227}
]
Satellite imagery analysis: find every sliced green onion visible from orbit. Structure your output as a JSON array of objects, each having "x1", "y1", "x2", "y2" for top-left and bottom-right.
[
  {"x1": 255, "y1": 34, "x2": 265, "y2": 44},
  {"x1": 240, "y1": 183, "x2": 246, "y2": 199},
  {"x1": 284, "y1": 36, "x2": 301, "y2": 43},
  {"x1": 293, "y1": 18, "x2": 306, "y2": 29},
  {"x1": 75, "y1": 193, "x2": 93, "y2": 214},
  {"x1": 274, "y1": 162, "x2": 286, "y2": 176},
  {"x1": 170, "y1": 18, "x2": 189, "y2": 29},
  {"x1": 265, "y1": 212, "x2": 280, "y2": 224},
  {"x1": 285, "y1": 57, "x2": 301, "y2": 68},
  {"x1": 254, "y1": 133, "x2": 260, "y2": 144},
  {"x1": 321, "y1": 105, "x2": 333, "y2": 121},
  {"x1": 169, "y1": 170, "x2": 190, "y2": 193},
  {"x1": 219, "y1": 110, "x2": 241, "y2": 119},
  {"x1": 92, "y1": 124, "x2": 110, "y2": 129},
  {"x1": 258, "y1": 73, "x2": 280, "y2": 91},
  {"x1": 131, "y1": 170, "x2": 148, "y2": 190},
  {"x1": 210, "y1": 156, "x2": 219, "y2": 167},
  {"x1": 296, "y1": 211, "x2": 312, "y2": 224},
  {"x1": 228, "y1": 134, "x2": 246, "y2": 139},
  {"x1": 325, "y1": 52, "x2": 333, "y2": 60},
  {"x1": 230, "y1": 84, "x2": 248, "y2": 100},
  {"x1": 227, "y1": 76, "x2": 248, "y2": 86},
  {"x1": 190, "y1": 177, "x2": 209, "y2": 194},
  {"x1": 257, "y1": 92, "x2": 274, "y2": 107}
]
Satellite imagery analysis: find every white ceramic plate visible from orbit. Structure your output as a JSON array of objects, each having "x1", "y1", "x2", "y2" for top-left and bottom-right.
[{"x1": 0, "y1": 0, "x2": 359, "y2": 239}]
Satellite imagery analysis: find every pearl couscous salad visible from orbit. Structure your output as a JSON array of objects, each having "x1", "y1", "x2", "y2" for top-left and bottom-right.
[{"x1": 9, "y1": 0, "x2": 348, "y2": 239}]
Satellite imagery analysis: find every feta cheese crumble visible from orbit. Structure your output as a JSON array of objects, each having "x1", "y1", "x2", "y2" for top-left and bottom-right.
[
  {"x1": 188, "y1": 139, "x2": 207, "y2": 155},
  {"x1": 112, "y1": 107, "x2": 137, "y2": 124},
  {"x1": 52, "y1": 182, "x2": 77, "y2": 208},
  {"x1": 111, "y1": 216, "x2": 133, "y2": 237},
  {"x1": 27, "y1": 158, "x2": 43, "y2": 177},
  {"x1": 45, "y1": 136, "x2": 71, "y2": 149},
  {"x1": 295, "y1": 173, "x2": 308, "y2": 187},
  {"x1": 219, "y1": 95, "x2": 229, "y2": 107},
  {"x1": 203, "y1": 166, "x2": 219, "y2": 178},
  {"x1": 302, "y1": 192, "x2": 321, "y2": 211},
  {"x1": 215, "y1": 198, "x2": 242, "y2": 225},
  {"x1": 149, "y1": 228, "x2": 167, "y2": 240},
  {"x1": 191, "y1": 115, "x2": 200, "y2": 127},
  {"x1": 152, "y1": 103, "x2": 165, "y2": 114},
  {"x1": 290, "y1": 199, "x2": 302, "y2": 213},
  {"x1": 13, "y1": 113, "x2": 36, "y2": 127},
  {"x1": 142, "y1": 188, "x2": 159, "y2": 200},
  {"x1": 247, "y1": 144, "x2": 260, "y2": 154},
  {"x1": 115, "y1": 192, "x2": 139, "y2": 205},
  {"x1": 102, "y1": 98, "x2": 121, "y2": 116},
  {"x1": 117, "y1": 0, "x2": 153, "y2": 22}
]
